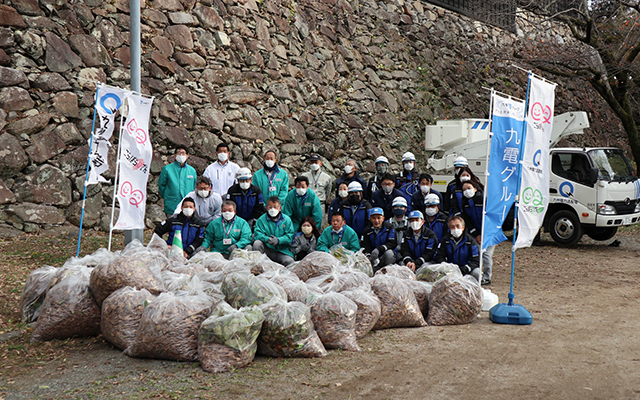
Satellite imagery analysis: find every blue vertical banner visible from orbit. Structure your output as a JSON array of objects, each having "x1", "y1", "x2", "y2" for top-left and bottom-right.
[{"x1": 483, "y1": 93, "x2": 526, "y2": 249}]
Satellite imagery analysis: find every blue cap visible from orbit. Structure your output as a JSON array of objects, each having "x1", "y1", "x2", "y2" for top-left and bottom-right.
[
  {"x1": 368, "y1": 207, "x2": 384, "y2": 218},
  {"x1": 408, "y1": 210, "x2": 424, "y2": 219}
]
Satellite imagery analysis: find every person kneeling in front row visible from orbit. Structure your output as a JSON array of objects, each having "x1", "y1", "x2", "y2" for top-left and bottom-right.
[
  {"x1": 317, "y1": 209, "x2": 360, "y2": 253},
  {"x1": 361, "y1": 207, "x2": 397, "y2": 272},
  {"x1": 154, "y1": 197, "x2": 205, "y2": 259},
  {"x1": 434, "y1": 215, "x2": 481, "y2": 282},
  {"x1": 400, "y1": 210, "x2": 438, "y2": 272},
  {"x1": 253, "y1": 196, "x2": 296, "y2": 266},
  {"x1": 199, "y1": 200, "x2": 252, "y2": 259}
]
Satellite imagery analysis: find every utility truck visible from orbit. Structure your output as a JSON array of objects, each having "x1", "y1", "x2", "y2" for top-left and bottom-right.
[{"x1": 425, "y1": 111, "x2": 640, "y2": 245}]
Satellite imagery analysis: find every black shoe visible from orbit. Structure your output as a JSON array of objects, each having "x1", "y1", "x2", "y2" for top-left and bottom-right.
[{"x1": 481, "y1": 278, "x2": 491, "y2": 286}]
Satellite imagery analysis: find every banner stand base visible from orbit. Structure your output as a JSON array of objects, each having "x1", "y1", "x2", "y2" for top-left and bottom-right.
[{"x1": 124, "y1": 229, "x2": 144, "y2": 246}]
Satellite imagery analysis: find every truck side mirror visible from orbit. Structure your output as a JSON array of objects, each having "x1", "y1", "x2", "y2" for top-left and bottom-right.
[{"x1": 587, "y1": 167, "x2": 598, "y2": 185}]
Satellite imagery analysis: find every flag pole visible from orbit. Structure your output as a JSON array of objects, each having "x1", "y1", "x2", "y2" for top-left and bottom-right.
[
  {"x1": 508, "y1": 72, "x2": 533, "y2": 306},
  {"x1": 76, "y1": 84, "x2": 101, "y2": 258},
  {"x1": 108, "y1": 100, "x2": 128, "y2": 251},
  {"x1": 478, "y1": 89, "x2": 495, "y2": 283}
]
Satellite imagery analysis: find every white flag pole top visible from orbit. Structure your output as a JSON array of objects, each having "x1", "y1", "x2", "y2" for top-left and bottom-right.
[{"x1": 515, "y1": 74, "x2": 557, "y2": 249}]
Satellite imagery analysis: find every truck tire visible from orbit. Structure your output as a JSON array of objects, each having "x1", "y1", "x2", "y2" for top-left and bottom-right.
[
  {"x1": 549, "y1": 210, "x2": 583, "y2": 246},
  {"x1": 586, "y1": 227, "x2": 618, "y2": 241}
]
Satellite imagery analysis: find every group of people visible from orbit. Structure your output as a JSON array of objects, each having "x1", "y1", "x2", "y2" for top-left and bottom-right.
[{"x1": 155, "y1": 145, "x2": 493, "y2": 285}]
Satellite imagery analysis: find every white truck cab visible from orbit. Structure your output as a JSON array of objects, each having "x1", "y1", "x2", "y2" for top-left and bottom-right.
[{"x1": 425, "y1": 112, "x2": 640, "y2": 245}]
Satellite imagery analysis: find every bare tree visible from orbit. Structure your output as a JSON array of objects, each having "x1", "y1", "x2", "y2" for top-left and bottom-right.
[{"x1": 517, "y1": 0, "x2": 640, "y2": 171}]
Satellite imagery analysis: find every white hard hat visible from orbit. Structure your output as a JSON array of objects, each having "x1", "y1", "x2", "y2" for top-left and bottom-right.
[
  {"x1": 402, "y1": 152, "x2": 416, "y2": 162},
  {"x1": 454, "y1": 156, "x2": 468, "y2": 167},
  {"x1": 236, "y1": 167, "x2": 252, "y2": 180},
  {"x1": 392, "y1": 196, "x2": 408, "y2": 207},
  {"x1": 347, "y1": 181, "x2": 363, "y2": 193},
  {"x1": 375, "y1": 156, "x2": 389, "y2": 165},
  {"x1": 424, "y1": 193, "x2": 440, "y2": 206}
]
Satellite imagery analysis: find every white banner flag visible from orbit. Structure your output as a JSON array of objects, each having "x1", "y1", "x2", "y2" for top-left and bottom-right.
[
  {"x1": 515, "y1": 75, "x2": 556, "y2": 248},
  {"x1": 87, "y1": 84, "x2": 131, "y2": 184},
  {"x1": 114, "y1": 94, "x2": 154, "y2": 230}
]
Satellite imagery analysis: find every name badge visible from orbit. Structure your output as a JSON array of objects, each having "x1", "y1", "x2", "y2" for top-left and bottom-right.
[
  {"x1": 269, "y1": 186, "x2": 276, "y2": 191},
  {"x1": 223, "y1": 239, "x2": 232, "y2": 245}
]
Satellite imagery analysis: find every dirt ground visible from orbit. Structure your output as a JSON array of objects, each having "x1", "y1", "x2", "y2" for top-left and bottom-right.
[{"x1": 2, "y1": 229, "x2": 640, "y2": 400}]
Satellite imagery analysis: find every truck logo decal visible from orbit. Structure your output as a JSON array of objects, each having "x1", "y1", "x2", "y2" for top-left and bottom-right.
[
  {"x1": 533, "y1": 149, "x2": 542, "y2": 167},
  {"x1": 559, "y1": 181, "x2": 574, "y2": 198}
]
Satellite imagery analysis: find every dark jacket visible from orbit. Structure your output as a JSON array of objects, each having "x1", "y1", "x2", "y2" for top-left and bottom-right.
[
  {"x1": 365, "y1": 175, "x2": 384, "y2": 201},
  {"x1": 225, "y1": 183, "x2": 266, "y2": 223},
  {"x1": 446, "y1": 179, "x2": 464, "y2": 216},
  {"x1": 461, "y1": 189, "x2": 484, "y2": 238},
  {"x1": 425, "y1": 211, "x2": 449, "y2": 243},
  {"x1": 361, "y1": 221, "x2": 397, "y2": 255},
  {"x1": 435, "y1": 231, "x2": 480, "y2": 275},
  {"x1": 411, "y1": 189, "x2": 443, "y2": 216},
  {"x1": 154, "y1": 213, "x2": 206, "y2": 257},
  {"x1": 400, "y1": 225, "x2": 438, "y2": 267},
  {"x1": 335, "y1": 172, "x2": 366, "y2": 197},
  {"x1": 343, "y1": 199, "x2": 372, "y2": 237},
  {"x1": 395, "y1": 170, "x2": 420, "y2": 204},
  {"x1": 327, "y1": 196, "x2": 347, "y2": 224},
  {"x1": 371, "y1": 188, "x2": 406, "y2": 220}
]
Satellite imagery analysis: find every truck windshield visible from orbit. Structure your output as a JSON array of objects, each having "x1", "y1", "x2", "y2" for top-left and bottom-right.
[{"x1": 588, "y1": 149, "x2": 636, "y2": 181}]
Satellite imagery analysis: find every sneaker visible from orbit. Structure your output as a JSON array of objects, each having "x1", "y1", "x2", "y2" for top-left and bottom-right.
[{"x1": 481, "y1": 278, "x2": 491, "y2": 286}]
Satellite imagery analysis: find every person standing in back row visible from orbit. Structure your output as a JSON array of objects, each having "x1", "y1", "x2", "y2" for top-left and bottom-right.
[
  {"x1": 335, "y1": 159, "x2": 366, "y2": 197},
  {"x1": 158, "y1": 145, "x2": 197, "y2": 217},
  {"x1": 302, "y1": 154, "x2": 333, "y2": 223},
  {"x1": 253, "y1": 150, "x2": 289, "y2": 204},
  {"x1": 203, "y1": 143, "x2": 240, "y2": 196},
  {"x1": 396, "y1": 152, "x2": 420, "y2": 205},
  {"x1": 365, "y1": 156, "x2": 391, "y2": 201}
]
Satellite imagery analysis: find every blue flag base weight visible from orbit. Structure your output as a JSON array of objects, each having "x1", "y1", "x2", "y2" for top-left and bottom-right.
[{"x1": 489, "y1": 294, "x2": 532, "y2": 325}]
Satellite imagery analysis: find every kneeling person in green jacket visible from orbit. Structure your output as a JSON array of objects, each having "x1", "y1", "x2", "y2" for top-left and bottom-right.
[
  {"x1": 317, "y1": 209, "x2": 360, "y2": 253},
  {"x1": 200, "y1": 200, "x2": 252, "y2": 258},
  {"x1": 253, "y1": 196, "x2": 296, "y2": 266},
  {"x1": 283, "y1": 176, "x2": 323, "y2": 231}
]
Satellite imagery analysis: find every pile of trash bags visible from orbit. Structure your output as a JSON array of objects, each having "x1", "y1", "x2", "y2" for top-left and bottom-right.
[{"x1": 20, "y1": 234, "x2": 483, "y2": 374}]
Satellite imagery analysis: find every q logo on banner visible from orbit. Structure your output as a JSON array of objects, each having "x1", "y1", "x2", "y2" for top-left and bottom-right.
[
  {"x1": 533, "y1": 149, "x2": 542, "y2": 167},
  {"x1": 100, "y1": 93, "x2": 122, "y2": 115}
]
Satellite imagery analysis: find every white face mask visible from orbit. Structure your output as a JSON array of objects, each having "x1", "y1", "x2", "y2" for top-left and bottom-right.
[
  {"x1": 450, "y1": 228, "x2": 463, "y2": 238},
  {"x1": 301, "y1": 225, "x2": 313, "y2": 235},
  {"x1": 296, "y1": 187, "x2": 307, "y2": 196},
  {"x1": 267, "y1": 208, "x2": 280, "y2": 217},
  {"x1": 222, "y1": 211, "x2": 235, "y2": 221},
  {"x1": 338, "y1": 190, "x2": 348, "y2": 199},
  {"x1": 410, "y1": 221, "x2": 422, "y2": 231},
  {"x1": 239, "y1": 181, "x2": 251, "y2": 190},
  {"x1": 460, "y1": 176, "x2": 471, "y2": 182},
  {"x1": 264, "y1": 160, "x2": 275, "y2": 169},
  {"x1": 175, "y1": 155, "x2": 187, "y2": 165},
  {"x1": 217, "y1": 152, "x2": 228, "y2": 162},
  {"x1": 382, "y1": 185, "x2": 393, "y2": 194},
  {"x1": 182, "y1": 207, "x2": 194, "y2": 217},
  {"x1": 420, "y1": 185, "x2": 430, "y2": 194},
  {"x1": 425, "y1": 207, "x2": 438, "y2": 217},
  {"x1": 463, "y1": 189, "x2": 475, "y2": 199},
  {"x1": 310, "y1": 163, "x2": 320, "y2": 171},
  {"x1": 344, "y1": 165, "x2": 353, "y2": 174},
  {"x1": 404, "y1": 162, "x2": 414, "y2": 171},
  {"x1": 197, "y1": 190, "x2": 210, "y2": 198}
]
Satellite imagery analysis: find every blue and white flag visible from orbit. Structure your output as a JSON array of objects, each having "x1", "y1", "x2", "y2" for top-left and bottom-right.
[
  {"x1": 483, "y1": 93, "x2": 526, "y2": 250},
  {"x1": 515, "y1": 75, "x2": 556, "y2": 248},
  {"x1": 87, "y1": 84, "x2": 131, "y2": 184}
]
